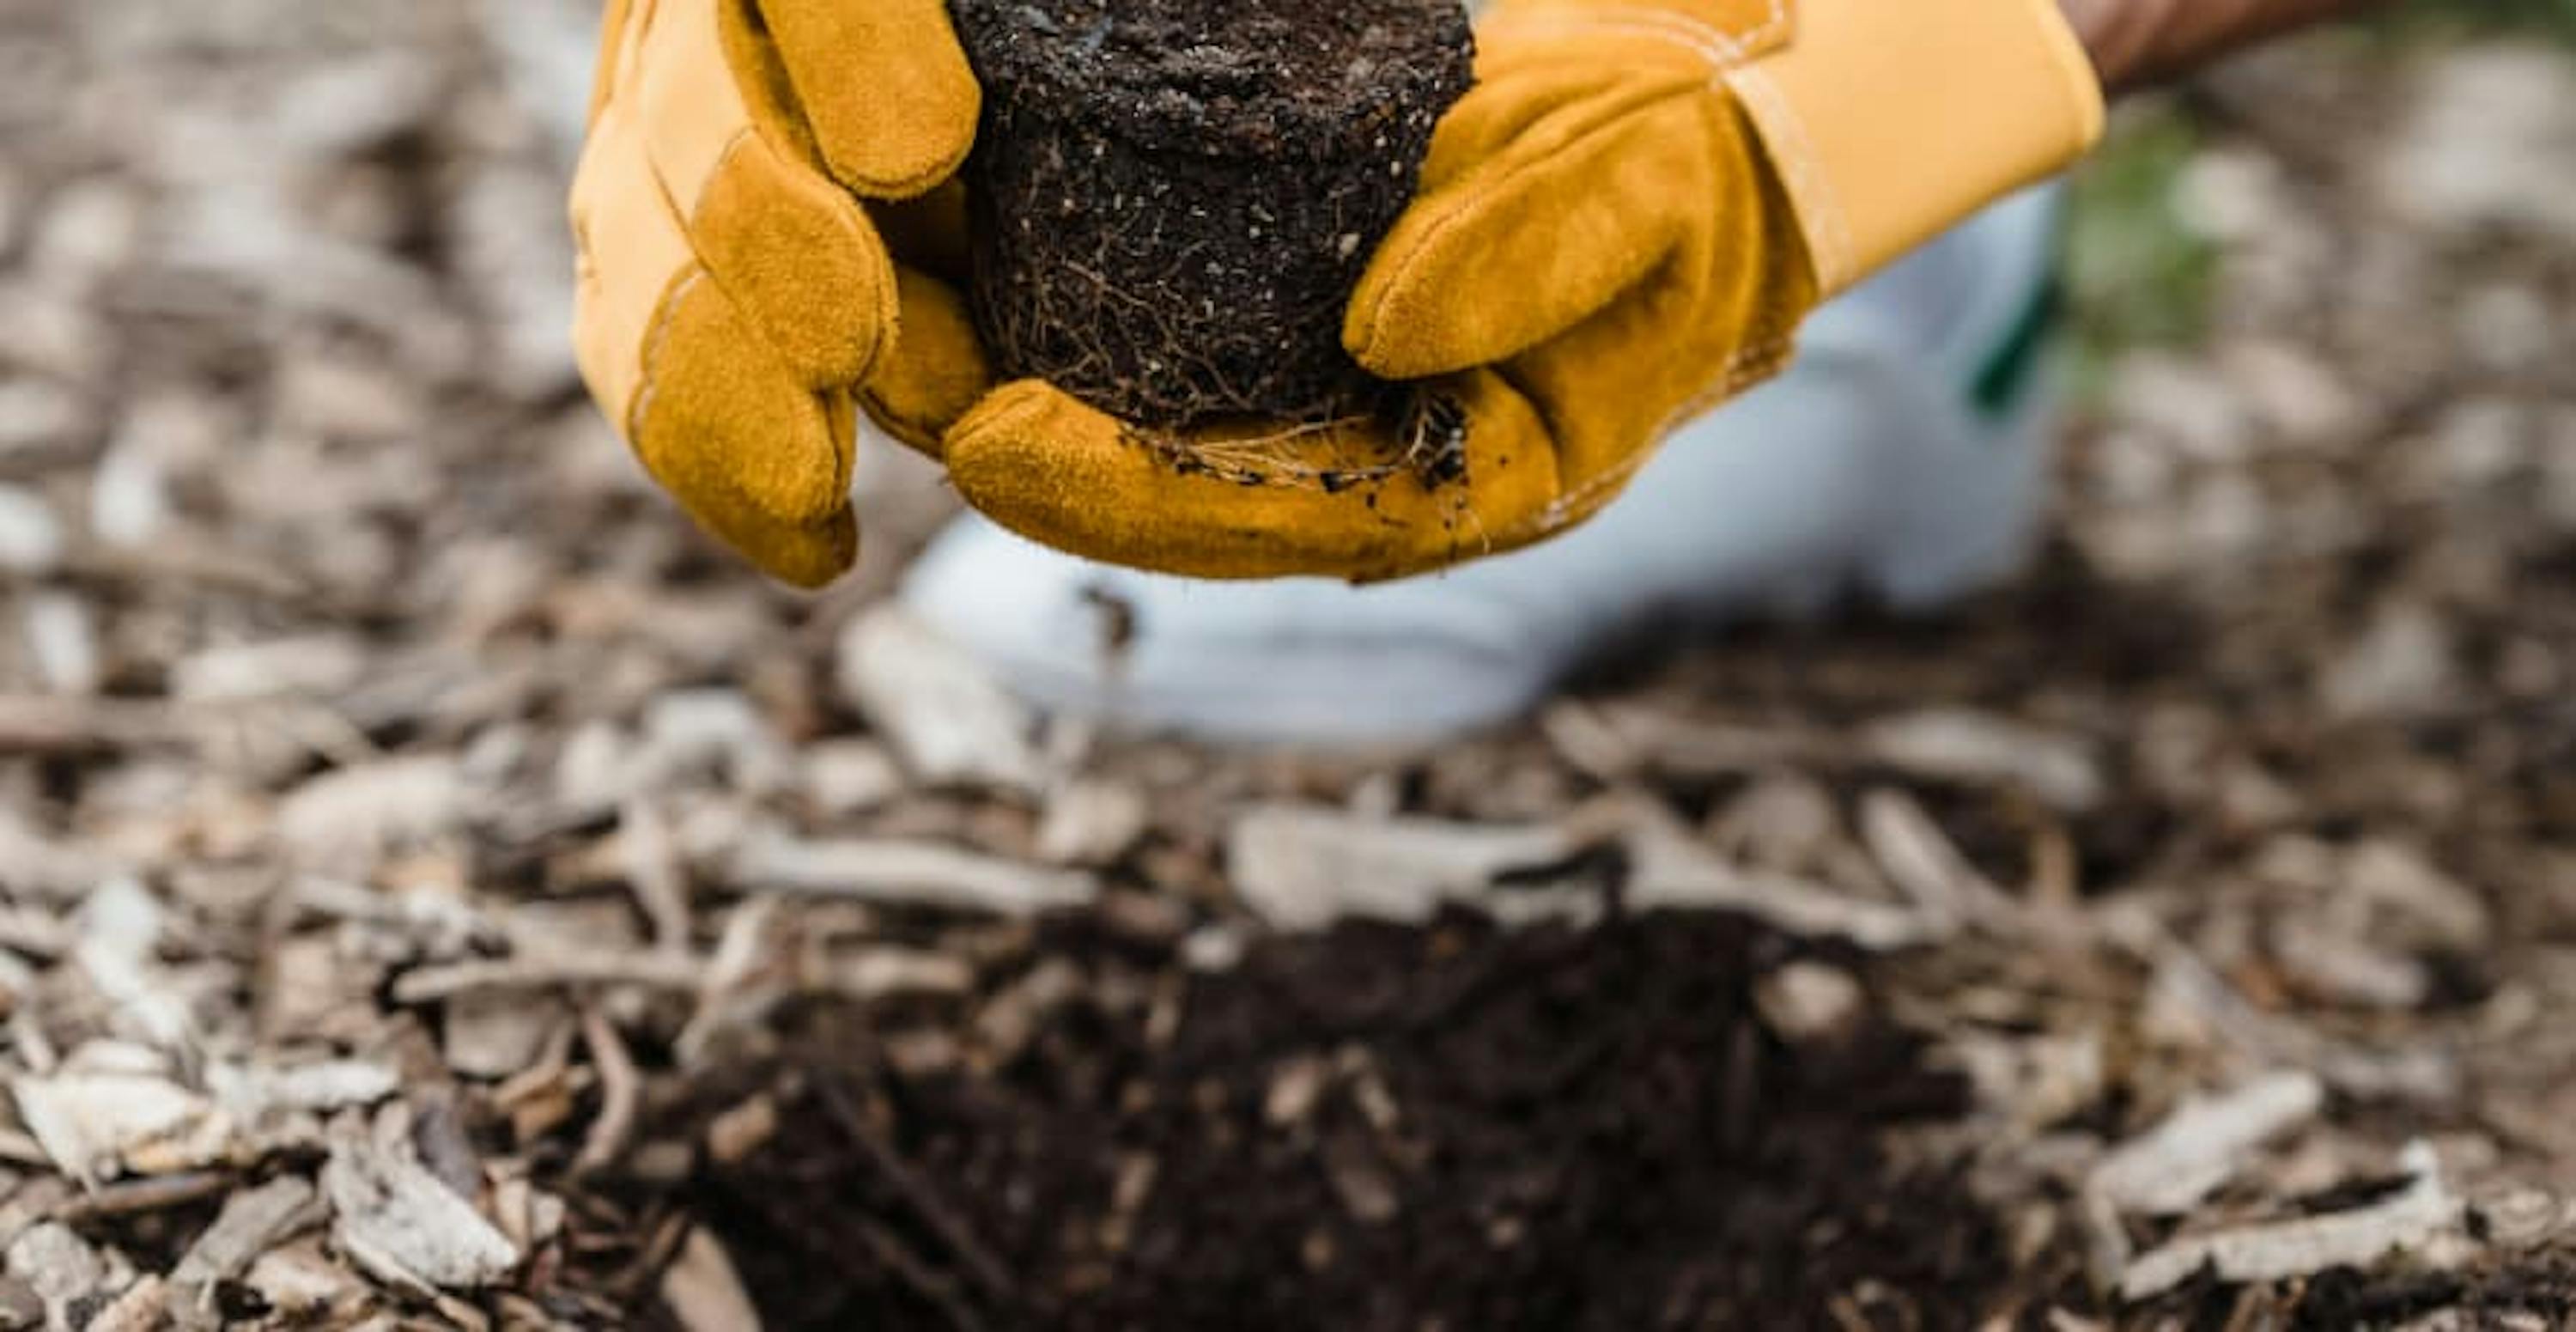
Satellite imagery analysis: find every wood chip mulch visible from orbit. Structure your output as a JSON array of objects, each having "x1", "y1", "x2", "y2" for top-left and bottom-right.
[{"x1": 1, "y1": 3, "x2": 2573, "y2": 1329}]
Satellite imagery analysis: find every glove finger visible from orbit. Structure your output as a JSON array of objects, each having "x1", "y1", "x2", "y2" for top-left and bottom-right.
[
  {"x1": 1489, "y1": 282, "x2": 1796, "y2": 509},
  {"x1": 626, "y1": 271, "x2": 862, "y2": 588},
  {"x1": 753, "y1": 0, "x2": 980, "y2": 198},
  {"x1": 944, "y1": 376, "x2": 1561, "y2": 582},
  {"x1": 860, "y1": 265, "x2": 993, "y2": 458},
  {"x1": 628, "y1": 0, "x2": 897, "y2": 390},
  {"x1": 1347, "y1": 62, "x2": 1717, "y2": 380},
  {"x1": 573, "y1": 108, "x2": 860, "y2": 587},
  {"x1": 590, "y1": 0, "x2": 640, "y2": 120},
  {"x1": 850, "y1": 179, "x2": 986, "y2": 456},
  {"x1": 573, "y1": 83, "x2": 696, "y2": 434}
]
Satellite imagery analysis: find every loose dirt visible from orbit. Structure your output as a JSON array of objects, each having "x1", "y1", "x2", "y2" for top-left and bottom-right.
[{"x1": 679, "y1": 912, "x2": 2002, "y2": 1330}]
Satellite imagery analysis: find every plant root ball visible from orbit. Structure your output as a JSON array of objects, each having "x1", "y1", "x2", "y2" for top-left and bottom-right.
[{"x1": 949, "y1": 0, "x2": 1476, "y2": 429}]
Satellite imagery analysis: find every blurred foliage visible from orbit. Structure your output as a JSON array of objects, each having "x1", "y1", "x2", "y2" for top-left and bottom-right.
[
  {"x1": 2059, "y1": 0, "x2": 2576, "y2": 398},
  {"x1": 2376, "y1": 0, "x2": 2576, "y2": 40},
  {"x1": 2062, "y1": 109, "x2": 2216, "y2": 399}
]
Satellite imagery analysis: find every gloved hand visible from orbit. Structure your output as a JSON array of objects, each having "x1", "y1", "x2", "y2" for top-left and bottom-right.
[
  {"x1": 569, "y1": 0, "x2": 989, "y2": 587},
  {"x1": 930, "y1": 0, "x2": 2106, "y2": 582}
]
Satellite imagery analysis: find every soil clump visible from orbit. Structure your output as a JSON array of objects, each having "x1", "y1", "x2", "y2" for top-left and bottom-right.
[{"x1": 950, "y1": 0, "x2": 1475, "y2": 429}]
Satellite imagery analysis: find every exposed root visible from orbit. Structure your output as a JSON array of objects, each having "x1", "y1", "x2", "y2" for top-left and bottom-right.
[{"x1": 1121, "y1": 386, "x2": 1475, "y2": 498}]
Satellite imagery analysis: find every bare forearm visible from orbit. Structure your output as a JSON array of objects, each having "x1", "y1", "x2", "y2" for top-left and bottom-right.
[{"x1": 2062, "y1": 0, "x2": 2377, "y2": 92}]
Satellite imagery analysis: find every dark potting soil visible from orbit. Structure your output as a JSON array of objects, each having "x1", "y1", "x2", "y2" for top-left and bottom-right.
[
  {"x1": 676, "y1": 910, "x2": 2025, "y2": 1330},
  {"x1": 949, "y1": 0, "x2": 1474, "y2": 429}
]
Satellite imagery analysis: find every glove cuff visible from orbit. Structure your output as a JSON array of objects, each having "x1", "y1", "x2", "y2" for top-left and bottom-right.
[{"x1": 1726, "y1": 0, "x2": 2105, "y2": 296}]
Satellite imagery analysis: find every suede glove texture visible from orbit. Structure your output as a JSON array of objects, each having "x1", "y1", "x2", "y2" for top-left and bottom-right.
[
  {"x1": 931, "y1": 0, "x2": 2102, "y2": 582},
  {"x1": 574, "y1": 0, "x2": 2099, "y2": 588},
  {"x1": 570, "y1": 0, "x2": 987, "y2": 587},
  {"x1": 934, "y1": 0, "x2": 1819, "y2": 583}
]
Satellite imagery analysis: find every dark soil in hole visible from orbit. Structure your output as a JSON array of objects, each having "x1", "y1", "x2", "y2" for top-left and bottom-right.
[
  {"x1": 680, "y1": 910, "x2": 2024, "y2": 1330},
  {"x1": 950, "y1": 0, "x2": 1474, "y2": 429}
]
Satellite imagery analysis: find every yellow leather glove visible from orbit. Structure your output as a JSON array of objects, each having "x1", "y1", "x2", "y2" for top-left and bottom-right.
[
  {"x1": 932, "y1": 0, "x2": 2105, "y2": 582},
  {"x1": 570, "y1": 0, "x2": 988, "y2": 587}
]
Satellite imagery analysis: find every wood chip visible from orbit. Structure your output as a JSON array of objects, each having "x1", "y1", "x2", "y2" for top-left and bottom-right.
[
  {"x1": 635, "y1": 690, "x2": 794, "y2": 797},
  {"x1": 0, "y1": 696, "x2": 182, "y2": 758},
  {"x1": 390, "y1": 949, "x2": 705, "y2": 1005},
  {"x1": 2131, "y1": 924, "x2": 2460, "y2": 1102},
  {"x1": 1227, "y1": 807, "x2": 1576, "y2": 932},
  {"x1": 1618, "y1": 811, "x2": 1942, "y2": 952},
  {"x1": 73, "y1": 878, "x2": 194, "y2": 1054},
  {"x1": 322, "y1": 1134, "x2": 520, "y2": 1292},
  {"x1": 1860, "y1": 710, "x2": 2105, "y2": 813},
  {"x1": 836, "y1": 605, "x2": 1044, "y2": 793},
  {"x1": 0, "y1": 812, "x2": 118, "y2": 901},
  {"x1": 275, "y1": 757, "x2": 467, "y2": 867},
  {"x1": 619, "y1": 800, "x2": 694, "y2": 954},
  {"x1": 573, "y1": 1008, "x2": 640, "y2": 1176},
  {"x1": 0, "y1": 905, "x2": 71, "y2": 962},
  {"x1": 1755, "y1": 963, "x2": 1867, "y2": 1044},
  {"x1": 1035, "y1": 781, "x2": 1151, "y2": 867},
  {"x1": 2347, "y1": 840, "x2": 2491, "y2": 950},
  {"x1": 797, "y1": 740, "x2": 905, "y2": 817},
  {"x1": 731, "y1": 833, "x2": 1096, "y2": 916},
  {"x1": 167, "y1": 1175, "x2": 320, "y2": 1325},
  {"x1": 974, "y1": 959, "x2": 1086, "y2": 1065},
  {"x1": 440, "y1": 990, "x2": 570, "y2": 1080},
  {"x1": 1542, "y1": 704, "x2": 1824, "y2": 778},
  {"x1": 24, "y1": 593, "x2": 100, "y2": 697},
  {"x1": 171, "y1": 635, "x2": 368, "y2": 702},
  {"x1": 240, "y1": 1240, "x2": 365, "y2": 1322},
  {"x1": 659, "y1": 1227, "x2": 763, "y2": 1332},
  {"x1": 1323, "y1": 1135, "x2": 1400, "y2": 1226},
  {"x1": 2118, "y1": 1141, "x2": 2464, "y2": 1300},
  {"x1": 1859, "y1": 788, "x2": 2027, "y2": 931},
  {"x1": 3, "y1": 1223, "x2": 101, "y2": 1317},
  {"x1": 2089, "y1": 1072, "x2": 2326, "y2": 1216},
  {"x1": 210, "y1": 1059, "x2": 401, "y2": 1118},
  {"x1": 1954, "y1": 1030, "x2": 2110, "y2": 1132},
  {"x1": 76, "y1": 1274, "x2": 162, "y2": 1332},
  {"x1": 52, "y1": 1171, "x2": 233, "y2": 1222},
  {"x1": 1264, "y1": 1055, "x2": 1332, "y2": 1129},
  {"x1": 705, "y1": 1096, "x2": 778, "y2": 1167},
  {"x1": 2269, "y1": 915, "x2": 2432, "y2": 1009},
  {"x1": 11, "y1": 1067, "x2": 230, "y2": 1185},
  {"x1": 830, "y1": 949, "x2": 976, "y2": 1001},
  {"x1": 0, "y1": 485, "x2": 62, "y2": 574}
]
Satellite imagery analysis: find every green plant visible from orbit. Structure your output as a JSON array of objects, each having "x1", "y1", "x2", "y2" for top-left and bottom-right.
[{"x1": 2062, "y1": 107, "x2": 2219, "y2": 399}]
